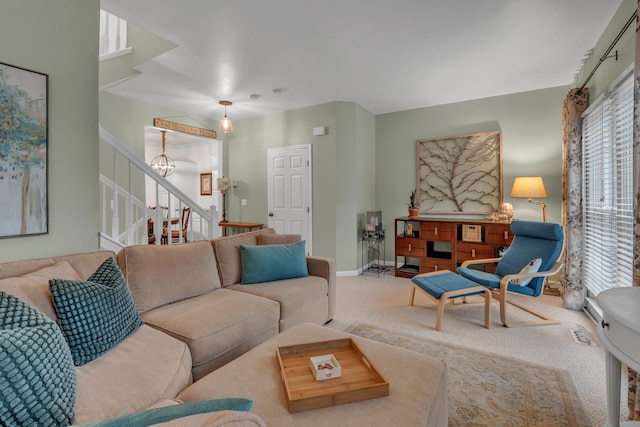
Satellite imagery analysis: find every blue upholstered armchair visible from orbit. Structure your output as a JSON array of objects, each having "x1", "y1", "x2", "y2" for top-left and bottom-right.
[{"x1": 457, "y1": 220, "x2": 564, "y2": 327}]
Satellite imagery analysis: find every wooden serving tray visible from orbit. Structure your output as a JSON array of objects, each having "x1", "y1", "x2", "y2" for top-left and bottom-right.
[{"x1": 276, "y1": 338, "x2": 389, "y2": 413}]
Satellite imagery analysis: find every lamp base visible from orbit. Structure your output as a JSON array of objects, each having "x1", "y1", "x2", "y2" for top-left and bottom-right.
[
  {"x1": 221, "y1": 193, "x2": 227, "y2": 222},
  {"x1": 528, "y1": 199, "x2": 547, "y2": 222}
]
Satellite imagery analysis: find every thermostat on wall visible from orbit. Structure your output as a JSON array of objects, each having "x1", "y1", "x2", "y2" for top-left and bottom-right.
[{"x1": 313, "y1": 126, "x2": 327, "y2": 136}]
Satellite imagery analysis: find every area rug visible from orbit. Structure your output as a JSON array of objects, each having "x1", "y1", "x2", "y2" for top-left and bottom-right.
[{"x1": 345, "y1": 322, "x2": 589, "y2": 427}]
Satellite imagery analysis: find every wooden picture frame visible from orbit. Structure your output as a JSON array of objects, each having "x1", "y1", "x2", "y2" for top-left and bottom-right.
[
  {"x1": 200, "y1": 172, "x2": 212, "y2": 195},
  {"x1": 417, "y1": 130, "x2": 502, "y2": 215},
  {"x1": 0, "y1": 62, "x2": 48, "y2": 238}
]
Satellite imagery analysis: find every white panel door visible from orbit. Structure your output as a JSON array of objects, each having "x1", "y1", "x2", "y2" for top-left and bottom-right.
[{"x1": 267, "y1": 145, "x2": 312, "y2": 254}]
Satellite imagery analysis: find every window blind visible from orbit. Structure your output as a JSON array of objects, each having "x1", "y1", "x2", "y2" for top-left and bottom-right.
[{"x1": 581, "y1": 68, "x2": 634, "y2": 295}]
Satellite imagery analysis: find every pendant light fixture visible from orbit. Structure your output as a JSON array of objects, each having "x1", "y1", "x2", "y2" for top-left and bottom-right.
[
  {"x1": 218, "y1": 100, "x2": 233, "y2": 133},
  {"x1": 150, "y1": 130, "x2": 176, "y2": 177}
]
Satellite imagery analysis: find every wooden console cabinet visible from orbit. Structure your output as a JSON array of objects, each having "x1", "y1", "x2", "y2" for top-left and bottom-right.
[{"x1": 394, "y1": 217, "x2": 513, "y2": 278}]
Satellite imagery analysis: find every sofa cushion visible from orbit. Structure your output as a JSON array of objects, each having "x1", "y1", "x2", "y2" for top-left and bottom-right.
[
  {"x1": 228, "y1": 275, "x2": 329, "y2": 328},
  {"x1": 78, "y1": 399, "x2": 254, "y2": 427},
  {"x1": 0, "y1": 261, "x2": 81, "y2": 322},
  {"x1": 141, "y1": 288, "x2": 279, "y2": 370},
  {"x1": 212, "y1": 228, "x2": 276, "y2": 287},
  {"x1": 49, "y1": 257, "x2": 143, "y2": 366},
  {"x1": 0, "y1": 251, "x2": 114, "y2": 281},
  {"x1": 0, "y1": 292, "x2": 76, "y2": 427},
  {"x1": 257, "y1": 233, "x2": 301, "y2": 245},
  {"x1": 117, "y1": 241, "x2": 221, "y2": 313},
  {"x1": 240, "y1": 241, "x2": 308, "y2": 284},
  {"x1": 74, "y1": 325, "x2": 192, "y2": 425}
]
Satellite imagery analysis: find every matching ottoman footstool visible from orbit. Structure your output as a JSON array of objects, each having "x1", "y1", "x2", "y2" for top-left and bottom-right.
[
  {"x1": 410, "y1": 270, "x2": 492, "y2": 331},
  {"x1": 178, "y1": 323, "x2": 447, "y2": 426}
]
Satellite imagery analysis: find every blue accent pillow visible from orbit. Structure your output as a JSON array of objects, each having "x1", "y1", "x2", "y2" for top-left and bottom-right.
[
  {"x1": 0, "y1": 291, "x2": 76, "y2": 426},
  {"x1": 79, "y1": 398, "x2": 253, "y2": 427},
  {"x1": 49, "y1": 257, "x2": 143, "y2": 366},
  {"x1": 240, "y1": 240, "x2": 308, "y2": 284}
]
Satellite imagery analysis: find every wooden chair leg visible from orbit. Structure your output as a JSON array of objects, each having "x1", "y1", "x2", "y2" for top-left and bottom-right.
[
  {"x1": 435, "y1": 299, "x2": 445, "y2": 331},
  {"x1": 482, "y1": 291, "x2": 491, "y2": 329},
  {"x1": 409, "y1": 284, "x2": 416, "y2": 306},
  {"x1": 494, "y1": 290, "x2": 560, "y2": 328}
]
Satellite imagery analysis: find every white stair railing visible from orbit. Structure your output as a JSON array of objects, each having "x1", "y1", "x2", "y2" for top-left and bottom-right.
[
  {"x1": 99, "y1": 125, "x2": 219, "y2": 249},
  {"x1": 99, "y1": 10, "x2": 132, "y2": 60}
]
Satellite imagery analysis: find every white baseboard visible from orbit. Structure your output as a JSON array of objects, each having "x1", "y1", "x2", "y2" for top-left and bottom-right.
[{"x1": 338, "y1": 260, "x2": 394, "y2": 277}]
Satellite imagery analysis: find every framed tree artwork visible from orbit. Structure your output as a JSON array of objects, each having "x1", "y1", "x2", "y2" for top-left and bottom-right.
[
  {"x1": 417, "y1": 130, "x2": 502, "y2": 215},
  {"x1": 0, "y1": 62, "x2": 48, "y2": 238}
]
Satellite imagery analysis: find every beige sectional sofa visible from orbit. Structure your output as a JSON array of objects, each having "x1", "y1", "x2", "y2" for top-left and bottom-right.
[{"x1": 0, "y1": 228, "x2": 335, "y2": 425}]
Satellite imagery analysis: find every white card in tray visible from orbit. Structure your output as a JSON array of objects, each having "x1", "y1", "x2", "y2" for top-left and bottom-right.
[{"x1": 309, "y1": 354, "x2": 342, "y2": 381}]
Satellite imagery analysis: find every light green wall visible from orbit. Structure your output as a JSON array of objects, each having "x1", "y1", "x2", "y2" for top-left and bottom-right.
[
  {"x1": 99, "y1": 92, "x2": 218, "y2": 160},
  {"x1": 226, "y1": 102, "x2": 376, "y2": 270},
  {"x1": 354, "y1": 104, "x2": 376, "y2": 272},
  {"x1": 375, "y1": 86, "x2": 568, "y2": 261},
  {"x1": 0, "y1": 0, "x2": 100, "y2": 262},
  {"x1": 226, "y1": 103, "x2": 338, "y2": 261},
  {"x1": 335, "y1": 103, "x2": 376, "y2": 272}
]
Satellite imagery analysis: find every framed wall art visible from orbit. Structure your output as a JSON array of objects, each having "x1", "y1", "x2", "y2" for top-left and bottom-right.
[
  {"x1": 200, "y1": 172, "x2": 212, "y2": 195},
  {"x1": 0, "y1": 62, "x2": 48, "y2": 238},
  {"x1": 417, "y1": 130, "x2": 502, "y2": 215}
]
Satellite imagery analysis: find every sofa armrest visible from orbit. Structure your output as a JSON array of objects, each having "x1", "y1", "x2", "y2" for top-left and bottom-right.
[{"x1": 306, "y1": 256, "x2": 336, "y2": 320}]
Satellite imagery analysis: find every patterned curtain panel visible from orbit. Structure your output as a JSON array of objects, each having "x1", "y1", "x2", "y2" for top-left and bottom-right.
[{"x1": 561, "y1": 88, "x2": 588, "y2": 310}]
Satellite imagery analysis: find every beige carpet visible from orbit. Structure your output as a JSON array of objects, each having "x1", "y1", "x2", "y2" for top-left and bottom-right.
[
  {"x1": 345, "y1": 321, "x2": 588, "y2": 427},
  {"x1": 328, "y1": 273, "x2": 626, "y2": 426}
]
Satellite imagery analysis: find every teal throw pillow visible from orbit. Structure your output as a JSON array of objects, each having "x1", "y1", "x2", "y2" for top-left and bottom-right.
[
  {"x1": 49, "y1": 257, "x2": 143, "y2": 366},
  {"x1": 78, "y1": 398, "x2": 253, "y2": 427},
  {"x1": 0, "y1": 291, "x2": 76, "y2": 427},
  {"x1": 240, "y1": 240, "x2": 308, "y2": 284}
]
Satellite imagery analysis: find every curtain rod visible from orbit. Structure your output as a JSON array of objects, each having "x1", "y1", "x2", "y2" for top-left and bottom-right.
[{"x1": 579, "y1": 10, "x2": 637, "y2": 91}]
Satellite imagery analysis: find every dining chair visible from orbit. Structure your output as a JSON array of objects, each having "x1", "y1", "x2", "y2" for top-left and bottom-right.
[{"x1": 167, "y1": 207, "x2": 190, "y2": 243}]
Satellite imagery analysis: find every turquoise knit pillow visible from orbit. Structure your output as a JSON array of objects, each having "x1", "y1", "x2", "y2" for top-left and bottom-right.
[
  {"x1": 49, "y1": 257, "x2": 143, "y2": 366},
  {"x1": 240, "y1": 240, "x2": 308, "y2": 284},
  {"x1": 79, "y1": 399, "x2": 253, "y2": 427},
  {"x1": 0, "y1": 291, "x2": 76, "y2": 426}
]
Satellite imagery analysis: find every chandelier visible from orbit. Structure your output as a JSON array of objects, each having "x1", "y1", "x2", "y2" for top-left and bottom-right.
[{"x1": 150, "y1": 130, "x2": 176, "y2": 177}]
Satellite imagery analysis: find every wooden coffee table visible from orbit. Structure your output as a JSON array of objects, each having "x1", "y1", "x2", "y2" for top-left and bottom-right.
[{"x1": 178, "y1": 323, "x2": 447, "y2": 426}]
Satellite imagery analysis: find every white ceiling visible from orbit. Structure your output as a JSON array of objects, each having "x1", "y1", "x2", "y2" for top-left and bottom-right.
[{"x1": 101, "y1": 0, "x2": 623, "y2": 125}]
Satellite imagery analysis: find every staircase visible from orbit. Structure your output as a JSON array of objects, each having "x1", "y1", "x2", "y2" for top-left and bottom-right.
[
  {"x1": 99, "y1": 126, "x2": 220, "y2": 251},
  {"x1": 98, "y1": 11, "x2": 219, "y2": 251}
]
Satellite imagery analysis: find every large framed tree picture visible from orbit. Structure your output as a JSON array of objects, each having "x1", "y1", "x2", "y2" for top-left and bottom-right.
[
  {"x1": 417, "y1": 131, "x2": 502, "y2": 215},
  {"x1": 0, "y1": 63, "x2": 48, "y2": 238}
]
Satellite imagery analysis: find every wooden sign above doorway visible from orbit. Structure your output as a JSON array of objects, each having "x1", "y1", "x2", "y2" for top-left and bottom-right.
[{"x1": 153, "y1": 118, "x2": 217, "y2": 139}]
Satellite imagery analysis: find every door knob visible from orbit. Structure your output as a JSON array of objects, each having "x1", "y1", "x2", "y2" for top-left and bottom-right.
[{"x1": 268, "y1": 213, "x2": 274, "y2": 217}]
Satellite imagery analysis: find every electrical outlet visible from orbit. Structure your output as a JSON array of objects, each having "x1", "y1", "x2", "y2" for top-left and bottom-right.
[{"x1": 241, "y1": 199, "x2": 247, "y2": 206}]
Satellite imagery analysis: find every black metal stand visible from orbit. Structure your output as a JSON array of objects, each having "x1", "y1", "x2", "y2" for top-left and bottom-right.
[{"x1": 361, "y1": 229, "x2": 387, "y2": 277}]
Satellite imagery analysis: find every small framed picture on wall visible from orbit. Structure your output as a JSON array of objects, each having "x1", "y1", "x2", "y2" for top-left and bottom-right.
[{"x1": 200, "y1": 173, "x2": 212, "y2": 195}]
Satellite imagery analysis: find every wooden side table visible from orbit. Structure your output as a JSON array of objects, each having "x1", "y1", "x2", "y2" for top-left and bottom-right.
[{"x1": 219, "y1": 221, "x2": 264, "y2": 237}]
